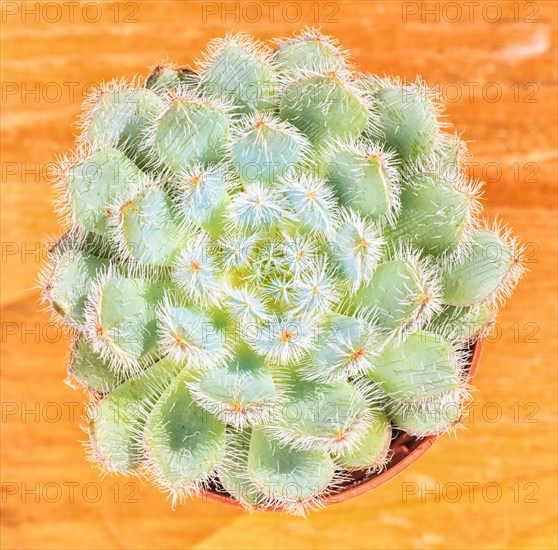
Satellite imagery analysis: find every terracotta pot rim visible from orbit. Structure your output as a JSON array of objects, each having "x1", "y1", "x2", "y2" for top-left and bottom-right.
[{"x1": 202, "y1": 339, "x2": 484, "y2": 511}]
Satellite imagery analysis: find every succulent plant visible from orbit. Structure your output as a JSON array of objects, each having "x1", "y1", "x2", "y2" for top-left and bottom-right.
[{"x1": 41, "y1": 28, "x2": 525, "y2": 515}]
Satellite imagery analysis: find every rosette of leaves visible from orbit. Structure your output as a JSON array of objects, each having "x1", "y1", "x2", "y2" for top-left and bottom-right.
[{"x1": 41, "y1": 28, "x2": 525, "y2": 515}]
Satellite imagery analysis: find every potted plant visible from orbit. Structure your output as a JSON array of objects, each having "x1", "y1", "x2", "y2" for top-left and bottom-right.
[{"x1": 41, "y1": 28, "x2": 524, "y2": 515}]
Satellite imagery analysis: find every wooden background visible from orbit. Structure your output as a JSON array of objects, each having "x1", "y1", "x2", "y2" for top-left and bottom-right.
[{"x1": 1, "y1": 1, "x2": 557, "y2": 548}]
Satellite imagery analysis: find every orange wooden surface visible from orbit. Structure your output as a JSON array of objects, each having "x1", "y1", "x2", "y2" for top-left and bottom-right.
[{"x1": 1, "y1": 1, "x2": 557, "y2": 549}]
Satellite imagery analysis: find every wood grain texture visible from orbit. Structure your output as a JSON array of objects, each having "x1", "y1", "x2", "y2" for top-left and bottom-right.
[{"x1": 1, "y1": 1, "x2": 557, "y2": 549}]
